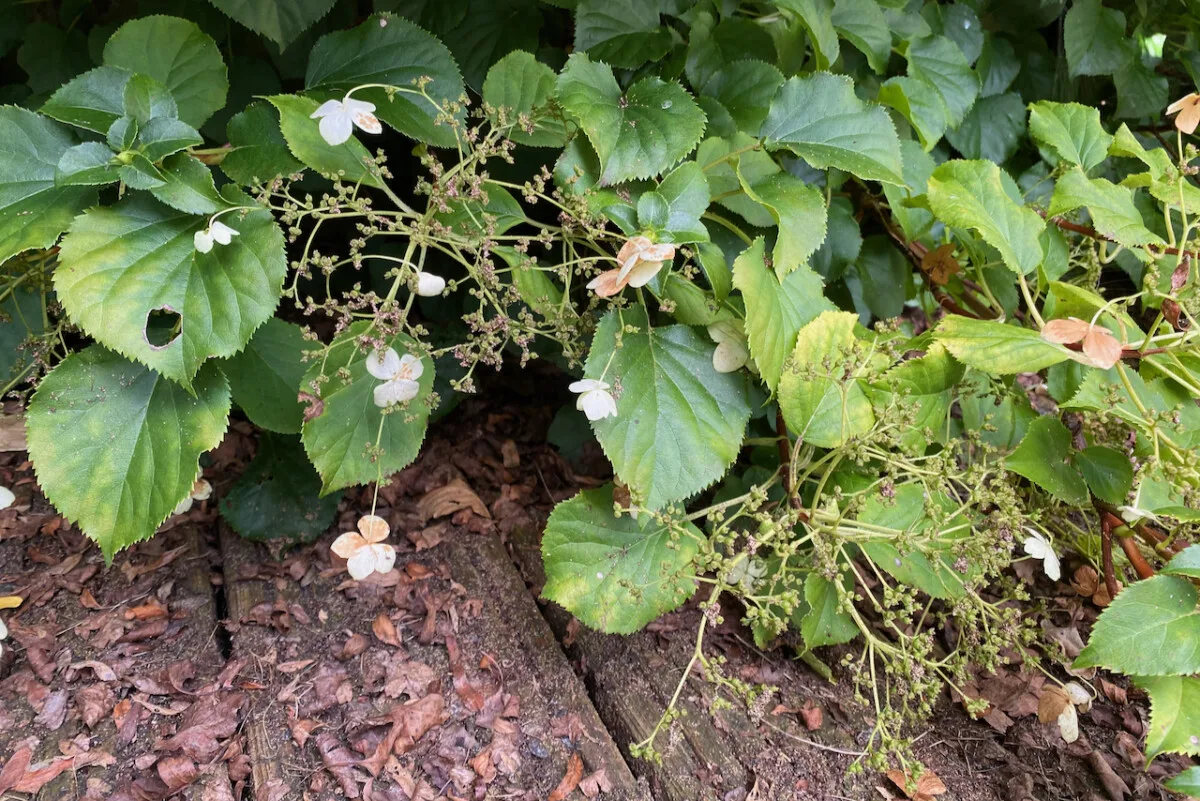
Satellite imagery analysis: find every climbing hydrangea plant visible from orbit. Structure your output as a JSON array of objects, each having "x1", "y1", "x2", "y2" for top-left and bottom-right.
[{"x1": 1, "y1": 0, "x2": 1199, "y2": 782}]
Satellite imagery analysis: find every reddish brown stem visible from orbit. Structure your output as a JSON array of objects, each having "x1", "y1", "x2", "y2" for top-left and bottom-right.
[
  {"x1": 1117, "y1": 534, "x2": 1157, "y2": 580},
  {"x1": 1042, "y1": 211, "x2": 1199, "y2": 260},
  {"x1": 1100, "y1": 513, "x2": 1121, "y2": 601}
]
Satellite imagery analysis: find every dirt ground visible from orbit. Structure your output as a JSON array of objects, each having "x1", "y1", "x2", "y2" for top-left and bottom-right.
[{"x1": 0, "y1": 378, "x2": 1195, "y2": 801}]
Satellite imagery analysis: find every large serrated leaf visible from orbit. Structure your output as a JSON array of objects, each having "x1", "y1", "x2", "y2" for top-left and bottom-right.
[
  {"x1": 55, "y1": 195, "x2": 286, "y2": 388},
  {"x1": 556, "y1": 53, "x2": 707, "y2": 185},
  {"x1": 208, "y1": 0, "x2": 337, "y2": 48},
  {"x1": 481, "y1": 51, "x2": 568, "y2": 148},
  {"x1": 305, "y1": 13, "x2": 464, "y2": 148},
  {"x1": 573, "y1": 0, "x2": 671, "y2": 69},
  {"x1": 26, "y1": 346, "x2": 230, "y2": 560},
  {"x1": 733, "y1": 238, "x2": 833, "y2": 393},
  {"x1": 905, "y1": 35, "x2": 979, "y2": 128},
  {"x1": 103, "y1": 16, "x2": 228, "y2": 129},
  {"x1": 761, "y1": 72, "x2": 903, "y2": 185},
  {"x1": 221, "y1": 101, "x2": 304, "y2": 185},
  {"x1": 858, "y1": 484, "x2": 973, "y2": 599},
  {"x1": 1064, "y1": 0, "x2": 1134, "y2": 78},
  {"x1": 832, "y1": 0, "x2": 891, "y2": 74},
  {"x1": 1027, "y1": 101, "x2": 1113, "y2": 173},
  {"x1": 301, "y1": 322, "x2": 434, "y2": 493},
  {"x1": 933, "y1": 316, "x2": 1070, "y2": 374},
  {"x1": 1075, "y1": 575, "x2": 1200, "y2": 676},
  {"x1": 736, "y1": 165, "x2": 827, "y2": 277},
  {"x1": 927, "y1": 160, "x2": 1045, "y2": 275},
  {"x1": 778, "y1": 310, "x2": 874, "y2": 448},
  {"x1": 1048, "y1": 169, "x2": 1163, "y2": 249},
  {"x1": 585, "y1": 306, "x2": 750, "y2": 510},
  {"x1": 542, "y1": 485, "x2": 701, "y2": 634},
  {"x1": 0, "y1": 107, "x2": 95, "y2": 265},
  {"x1": 1137, "y1": 674, "x2": 1200, "y2": 758}
]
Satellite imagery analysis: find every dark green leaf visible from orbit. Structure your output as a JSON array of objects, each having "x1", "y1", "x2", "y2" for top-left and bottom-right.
[{"x1": 1006, "y1": 416, "x2": 1089, "y2": 505}]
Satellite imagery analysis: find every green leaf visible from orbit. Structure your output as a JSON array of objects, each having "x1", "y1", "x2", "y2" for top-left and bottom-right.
[
  {"x1": 685, "y1": 12, "x2": 776, "y2": 92},
  {"x1": 42, "y1": 66, "x2": 139, "y2": 133},
  {"x1": 643, "y1": 162, "x2": 709, "y2": 244},
  {"x1": 906, "y1": 35, "x2": 979, "y2": 128},
  {"x1": 1076, "y1": 445, "x2": 1133, "y2": 505},
  {"x1": 1166, "y1": 767, "x2": 1200, "y2": 797},
  {"x1": 0, "y1": 107, "x2": 95, "y2": 266},
  {"x1": 878, "y1": 77, "x2": 948, "y2": 151},
  {"x1": 697, "y1": 241, "x2": 732, "y2": 302},
  {"x1": 55, "y1": 195, "x2": 286, "y2": 387},
  {"x1": 944, "y1": 92, "x2": 1025, "y2": 164},
  {"x1": 1028, "y1": 101, "x2": 1113, "y2": 173},
  {"x1": 481, "y1": 51, "x2": 568, "y2": 148},
  {"x1": 733, "y1": 238, "x2": 834, "y2": 393},
  {"x1": 776, "y1": 0, "x2": 840, "y2": 70},
  {"x1": 585, "y1": 306, "x2": 750, "y2": 510},
  {"x1": 304, "y1": 13, "x2": 464, "y2": 148},
  {"x1": 556, "y1": 54, "x2": 707, "y2": 185},
  {"x1": 207, "y1": 0, "x2": 337, "y2": 48},
  {"x1": 1075, "y1": 574, "x2": 1200, "y2": 675},
  {"x1": 801, "y1": 573, "x2": 859, "y2": 648},
  {"x1": 137, "y1": 117, "x2": 203, "y2": 163},
  {"x1": 266, "y1": 94, "x2": 383, "y2": 188},
  {"x1": 103, "y1": 16, "x2": 228, "y2": 129},
  {"x1": 695, "y1": 133, "x2": 778, "y2": 228},
  {"x1": 1064, "y1": 0, "x2": 1133, "y2": 78},
  {"x1": 436, "y1": 185, "x2": 526, "y2": 237},
  {"x1": 881, "y1": 140, "x2": 933, "y2": 242},
  {"x1": 762, "y1": 73, "x2": 904, "y2": 185},
  {"x1": 407, "y1": 0, "x2": 543, "y2": 92},
  {"x1": 926, "y1": 160, "x2": 1045, "y2": 275},
  {"x1": 701, "y1": 60, "x2": 784, "y2": 135},
  {"x1": 541, "y1": 485, "x2": 701, "y2": 634},
  {"x1": 56, "y1": 142, "x2": 120, "y2": 187},
  {"x1": 736, "y1": 166, "x2": 826, "y2": 277},
  {"x1": 931, "y1": 3, "x2": 983, "y2": 64},
  {"x1": 221, "y1": 101, "x2": 304, "y2": 185},
  {"x1": 1048, "y1": 169, "x2": 1164, "y2": 250},
  {"x1": 1006, "y1": 416, "x2": 1089, "y2": 505},
  {"x1": 26, "y1": 346, "x2": 230, "y2": 560},
  {"x1": 977, "y1": 36, "x2": 1020, "y2": 97},
  {"x1": 935, "y1": 316, "x2": 1070, "y2": 374},
  {"x1": 832, "y1": 0, "x2": 891, "y2": 74},
  {"x1": 958, "y1": 373, "x2": 1034, "y2": 451},
  {"x1": 222, "y1": 318, "x2": 308, "y2": 434},
  {"x1": 149, "y1": 154, "x2": 228, "y2": 215},
  {"x1": 573, "y1": 0, "x2": 671, "y2": 69},
  {"x1": 120, "y1": 74, "x2": 180, "y2": 126},
  {"x1": 0, "y1": 285, "x2": 45, "y2": 383},
  {"x1": 854, "y1": 235, "x2": 910, "y2": 319},
  {"x1": 220, "y1": 432, "x2": 341, "y2": 544},
  {"x1": 300, "y1": 322, "x2": 434, "y2": 493},
  {"x1": 859, "y1": 484, "x2": 971, "y2": 599},
  {"x1": 1114, "y1": 60, "x2": 1168, "y2": 121},
  {"x1": 779, "y1": 311, "x2": 875, "y2": 448},
  {"x1": 1164, "y1": 545, "x2": 1200, "y2": 579},
  {"x1": 878, "y1": 342, "x2": 963, "y2": 452}
]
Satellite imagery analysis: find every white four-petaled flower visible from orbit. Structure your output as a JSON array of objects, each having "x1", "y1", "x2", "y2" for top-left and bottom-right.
[
  {"x1": 310, "y1": 96, "x2": 382, "y2": 146},
  {"x1": 194, "y1": 220, "x2": 238, "y2": 254},
  {"x1": 366, "y1": 347, "x2": 423, "y2": 408},
  {"x1": 416, "y1": 271, "x2": 446, "y2": 297},
  {"x1": 569, "y1": 378, "x2": 618, "y2": 421},
  {"x1": 1022, "y1": 527, "x2": 1061, "y2": 581},
  {"x1": 331, "y1": 514, "x2": 396, "y2": 580},
  {"x1": 0, "y1": 485, "x2": 14, "y2": 510},
  {"x1": 587, "y1": 236, "x2": 676, "y2": 297}
]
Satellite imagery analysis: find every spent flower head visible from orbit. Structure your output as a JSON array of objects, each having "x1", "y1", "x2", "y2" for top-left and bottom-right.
[{"x1": 331, "y1": 515, "x2": 396, "y2": 580}]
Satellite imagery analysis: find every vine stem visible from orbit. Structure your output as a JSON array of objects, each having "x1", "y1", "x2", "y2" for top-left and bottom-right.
[{"x1": 1039, "y1": 210, "x2": 1199, "y2": 260}]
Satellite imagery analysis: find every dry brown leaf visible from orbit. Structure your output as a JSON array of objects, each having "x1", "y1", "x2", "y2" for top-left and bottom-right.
[
  {"x1": 886, "y1": 769, "x2": 947, "y2": 801},
  {"x1": 548, "y1": 753, "x2": 584, "y2": 801},
  {"x1": 0, "y1": 748, "x2": 115, "y2": 795},
  {"x1": 921, "y1": 243, "x2": 960, "y2": 286},
  {"x1": 500, "y1": 440, "x2": 520, "y2": 468},
  {"x1": 417, "y1": 479, "x2": 490, "y2": 522},
  {"x1": 1038, "y1": 685, "x2": 1071, "y2": 724},
  {"x1": 338, "y1": 633, "x2": 369, "y2": 660},
  {"x1": 372, "y1": 613, "x2": 403, "y2": 648}
]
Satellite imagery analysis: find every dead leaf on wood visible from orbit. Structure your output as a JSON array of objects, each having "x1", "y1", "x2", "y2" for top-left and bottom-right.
[
  {"x1": 338, "y1": 632, "x2": 370, "y2": 660},
  {"x1": 360, "y1": 694, "x2": 447, "y2": 775},
  {"x1": 156, "y1": 693, "x2": 244, "y2": 762},
  {"x1": 548, "y1": 752, "x2": 584, "y2": 801},
  {"x1": 417, "y1": 479, "x2": 490, "y2": 522},
  {"x1": 70, "y1": 659, "x2": 118, "y2": 682},
  {"x1": 886, "y1": 768, "x2": 947, "y2": 801},
  {"x1": 76, "y1": 685, "x2": 116, "y2": 728},
  {"x1": 34, "y1": 690, "x2": 68, "y2": 730}
]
